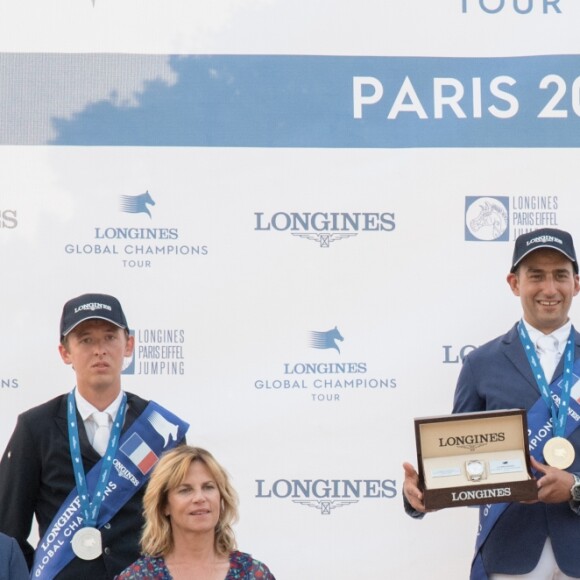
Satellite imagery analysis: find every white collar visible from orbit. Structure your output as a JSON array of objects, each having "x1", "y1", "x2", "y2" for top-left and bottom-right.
[
  {"x1": 521, "y1": 319, "x2": 572, "y2": 356},
  {"x1": 74, "y1": 389, "x2": 124, "y2": 421}
]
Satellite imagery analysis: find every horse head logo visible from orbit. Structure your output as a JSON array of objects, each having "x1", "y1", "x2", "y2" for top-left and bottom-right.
[
  {"x1": 120, "y1": 190, "x2": 156, "y2": 218},
  {"x1": 309, "y1": 326, "x2": 344, "y2": 353},
  {"x1": 469, "y1": 200, "x2": 508, "y2": 240}
]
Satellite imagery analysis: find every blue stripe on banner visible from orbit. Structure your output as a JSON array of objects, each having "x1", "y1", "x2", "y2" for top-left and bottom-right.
[
  {"x1": 120, "y1": 432, "x2": 143, "y2": 456},
  {"x1": 2, "y1": 54, "x2": 580, "y2": 147}
]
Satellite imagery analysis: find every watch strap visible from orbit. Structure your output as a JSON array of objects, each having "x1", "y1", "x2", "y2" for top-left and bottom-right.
[{"x1": 570, "y1": 474, "x2": 580, "y2": 502}]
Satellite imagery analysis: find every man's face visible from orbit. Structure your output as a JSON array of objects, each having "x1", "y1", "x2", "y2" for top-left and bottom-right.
[
  {"x1": 507, "y1": 248, "x2": 580, "y2": 334},
  {"x1": 59, "y1": 319, "x2": 134, "y2": 394}
]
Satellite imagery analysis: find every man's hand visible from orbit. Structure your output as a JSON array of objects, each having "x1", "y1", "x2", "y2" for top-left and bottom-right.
[
  {"x1": 532, "y1": 456, "x2": 575, "y2": 503},
  {"x1": 403, "y1": 462, "x2": 429, "y2": 513}
]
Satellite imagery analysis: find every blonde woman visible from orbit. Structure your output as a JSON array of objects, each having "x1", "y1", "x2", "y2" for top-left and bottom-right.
[{"x1": 116, "y1": 446, "x2": 275, "y2": 580}]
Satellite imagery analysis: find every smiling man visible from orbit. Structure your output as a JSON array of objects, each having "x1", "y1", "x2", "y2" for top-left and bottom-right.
[
  {"x1": 0, "y1": 293, "x2": 188, "y2": 579},
  {"x1": 403, "y1": 228, "x2": 580, "y2": 580}
]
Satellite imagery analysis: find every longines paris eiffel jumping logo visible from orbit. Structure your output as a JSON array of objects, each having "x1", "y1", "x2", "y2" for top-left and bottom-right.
[{"x1": 465, "y1": 196, "x2": 509, "y2": 241}]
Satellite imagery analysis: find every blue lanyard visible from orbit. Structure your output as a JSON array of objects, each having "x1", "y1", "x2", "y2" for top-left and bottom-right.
[
  {"x1": 518, "y1": 321, "x2": 575, "y2": 437},
  {"x1": 67, "y1": 389, "x2": 127, "y2": 527}
]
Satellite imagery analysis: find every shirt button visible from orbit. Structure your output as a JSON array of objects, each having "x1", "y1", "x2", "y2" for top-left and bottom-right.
[{"x1": 103, "y1": 547, "x2": 111, "y2": 555}]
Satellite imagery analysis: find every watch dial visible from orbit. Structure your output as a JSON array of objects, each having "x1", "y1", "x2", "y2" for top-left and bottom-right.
[{"x1": 468, "y1": 462, "x2": 483, "y2": 475}]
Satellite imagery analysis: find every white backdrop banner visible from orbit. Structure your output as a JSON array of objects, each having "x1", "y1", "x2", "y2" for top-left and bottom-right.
[{"x1": 1, "y1": 2, "x2": 580, "y2": 578}]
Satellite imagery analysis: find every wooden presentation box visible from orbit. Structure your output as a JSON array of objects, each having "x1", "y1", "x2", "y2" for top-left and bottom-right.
[{"x1": 414, "y1": 409, "x2": 538, "y2": 509}]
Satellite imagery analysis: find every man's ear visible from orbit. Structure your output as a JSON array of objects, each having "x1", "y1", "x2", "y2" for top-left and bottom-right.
[
  {"x1": 59, "y1": 343, "x2": 73, "y2": 365},
  {"x1": 125, "y1": 333, "x2": 135, "y2": 358},
  {"x1": 506, "y1": 272, "x2": 520, "y2": 297}
]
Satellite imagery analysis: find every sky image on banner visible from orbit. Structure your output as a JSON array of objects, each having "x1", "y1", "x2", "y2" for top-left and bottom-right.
[
  {"x1": 1, "y1": 1, "x2": 580, "y2": 578},
  {"x1": 2, "y1": 54, "x2": 580, "y2": 147}
]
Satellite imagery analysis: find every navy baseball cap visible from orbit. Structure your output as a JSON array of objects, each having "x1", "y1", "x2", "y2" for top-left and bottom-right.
[
  {"x1": 60, "y1": 293, "x2": 129, "y2": 338},
  {"x1": 511, "y1": 228, "x2": 578, "y2": 274}
]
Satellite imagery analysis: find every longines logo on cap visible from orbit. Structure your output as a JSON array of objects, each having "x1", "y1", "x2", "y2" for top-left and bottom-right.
[
  {"x1": 527, "y1": 234, "x2": 563, "y2": 246},
  {"x1": 74, "y1": 302, "x2": 112, "y2": 314}
]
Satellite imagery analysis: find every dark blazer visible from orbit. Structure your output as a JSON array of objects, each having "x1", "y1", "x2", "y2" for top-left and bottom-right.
[
  {"x1": 0, "y1": 533, "x2": 28, "y2": 580},
  {"x1": 0, "y1": 392, "x2": 149, "y2": 579},
  {"x1": 453, "y1": 323, "x2": 580, "y2": 577}
]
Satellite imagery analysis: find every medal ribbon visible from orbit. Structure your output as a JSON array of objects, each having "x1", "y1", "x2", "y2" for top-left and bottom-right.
[
  {"x1": 517, "y1": 321, "x2": 575, "y2": 437},
  {"x1": 67, "y1": 389, "x2": 126, "y2": 527}
]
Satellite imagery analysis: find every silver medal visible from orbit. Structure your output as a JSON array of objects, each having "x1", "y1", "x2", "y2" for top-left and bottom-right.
[{"x1": 71, "y1": 527, "x2": 102, "y2": 560}]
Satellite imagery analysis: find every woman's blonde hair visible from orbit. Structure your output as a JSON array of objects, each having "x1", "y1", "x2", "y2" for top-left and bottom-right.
[{"x1": 140, "y1": 445, "x2": 238, "y2": 557}]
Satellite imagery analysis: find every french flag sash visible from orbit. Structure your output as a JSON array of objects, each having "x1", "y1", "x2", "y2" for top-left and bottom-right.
[{"x1": 31, "y1": 401, "x2": 189, "y2": 579}]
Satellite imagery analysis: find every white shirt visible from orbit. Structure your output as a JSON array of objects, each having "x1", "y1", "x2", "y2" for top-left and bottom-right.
[
  {"x1": 521, "y1": 318, "x2": 571, "y2": 377},
  {"x1": 74, "y1": 388, "x2": 124, "y2": 446}
]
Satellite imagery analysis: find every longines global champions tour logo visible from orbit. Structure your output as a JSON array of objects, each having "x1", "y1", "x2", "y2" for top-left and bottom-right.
[
  {"x1": 63, "y1": 191, "x2": 208, "y2": 269},
  {"x1": 253, "y1": 326, "x2": 397, "y2": 403}
]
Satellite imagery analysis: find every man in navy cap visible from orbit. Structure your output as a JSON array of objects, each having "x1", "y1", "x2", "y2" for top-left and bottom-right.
[
  {"x1": 0, "y1": 293, "x2": 188, "y2": 579},
  {"x1": 403, "y1": 228, "x2": 580, "y2": 579}
]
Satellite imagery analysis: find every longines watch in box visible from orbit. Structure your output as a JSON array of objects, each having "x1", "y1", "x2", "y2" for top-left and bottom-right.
[
  {"x1": 415, "y1": 409, "x2": 538, "y2": 509},
  {"x1": 465, "y1": 460, "x2": 486, "y2": 482}
]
